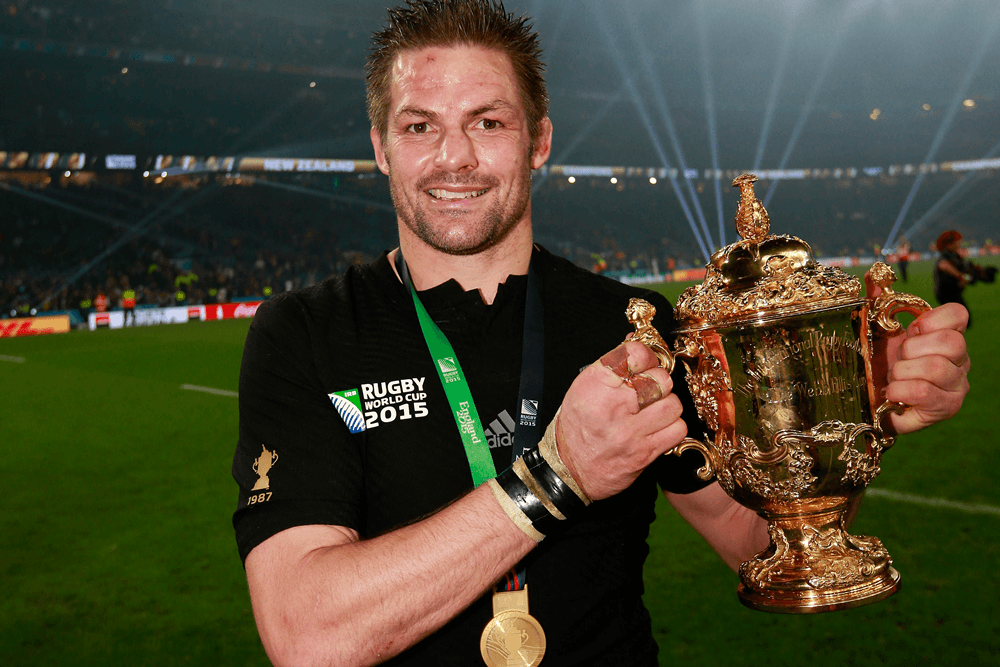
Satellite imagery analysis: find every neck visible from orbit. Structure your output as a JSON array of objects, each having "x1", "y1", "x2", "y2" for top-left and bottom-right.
[{"x1": 393, "y1": 222, "x2": 534, "y2": 305}]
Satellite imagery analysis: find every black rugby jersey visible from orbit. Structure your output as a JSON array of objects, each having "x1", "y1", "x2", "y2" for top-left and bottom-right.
[{"x1": 233, "y1": 245, "x2": 708, "y2": 666}]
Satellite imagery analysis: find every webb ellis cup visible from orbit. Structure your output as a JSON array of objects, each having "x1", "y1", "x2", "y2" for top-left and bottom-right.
[{"x1": 630, "y1": 173, "x2": 929, "y2": 613}]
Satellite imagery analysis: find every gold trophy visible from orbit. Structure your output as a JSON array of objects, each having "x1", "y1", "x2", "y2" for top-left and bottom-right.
[{"x1": 631, "y1": 173, "x2": 929, "y2": 613}]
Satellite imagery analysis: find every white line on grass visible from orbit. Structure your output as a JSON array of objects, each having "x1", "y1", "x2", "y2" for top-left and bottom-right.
[
  {"x1": 0, "y1": 355, "x2": 26, "y2": 363},
  {"x1": 867, "y1": 488, "x2": 1000, "y2": 517},
  {"x1": 181, "y1": 384, "x2": 238, "y2": 398}
]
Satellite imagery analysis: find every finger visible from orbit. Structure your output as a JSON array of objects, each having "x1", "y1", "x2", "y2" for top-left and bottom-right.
[
  {"x1": 624, "y1": 367, "x2": 675, "y2": 412},
  {"x1": 629, "y1": 373, "x2": 664, "y2": 410},
  {"x1": 629, "y1": 392, "x2": 685, "y2": 437},
  {"x1": 641, "y1": 417, "x2": 690, "y2": 466},
  {"x1": 898, "y1": 328, "x2": 970, "y2": 368},
  {"x1": 599, "y1": 345, "x2": 631, "y2": 381},
  {"x1": 887, "y1": 399, "x2": 965, "y2": 435},
  {"x1": 596, "y1": 340, "x2": 661, "y2": 380},
  {"x1": 621, "y1": 340, "x2": 661, "y2": 373},
  {"x1": 908, "y1": 302, "x2": 969, "y2": 336},
  {"x1": 884, "y1": 378, "x2": 967, "y2": 434},
  {"x1": 889, "y1": 355, "x2": 969, "y2": 392}
]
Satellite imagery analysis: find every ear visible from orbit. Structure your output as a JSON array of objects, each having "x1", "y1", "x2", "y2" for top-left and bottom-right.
[
  {"x1": 371, "y1": 126, "x2": 390, "y2": 175},
  {"x1": 530, "y1": 116, "x2": 553, "y2": 170}
]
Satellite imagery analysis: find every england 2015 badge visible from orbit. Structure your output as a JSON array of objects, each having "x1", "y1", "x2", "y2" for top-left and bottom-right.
[{"x1": 329, "y1": 388, "x2": 366, "y2": 433}]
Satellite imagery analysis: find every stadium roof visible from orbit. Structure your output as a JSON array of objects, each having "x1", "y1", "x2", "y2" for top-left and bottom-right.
[{"x1": 2, "y1": 0, "x2": 997, "y2": 171}]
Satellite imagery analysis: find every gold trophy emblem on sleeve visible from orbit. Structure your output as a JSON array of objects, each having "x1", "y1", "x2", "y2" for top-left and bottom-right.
[
  {"x1": 252, "y1": 444, "x2": 279, "y2": 491},
  {"x1": 630, "y1": 173, "x2": 929, "y2": 613}
]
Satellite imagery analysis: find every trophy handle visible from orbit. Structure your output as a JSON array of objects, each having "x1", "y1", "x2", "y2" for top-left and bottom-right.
[
  {"x1": 872, "y1": 401, "x2": 907, "y2": 449},
  {"x1": 672, "y1": 437, "x2": 716, "y2": 481},
  {"x1": 625, "y1": 298, "x2": 698, "y2": 374},
  {"x1": 866, "y1": 261, "x2": 931, "y2": 441}
]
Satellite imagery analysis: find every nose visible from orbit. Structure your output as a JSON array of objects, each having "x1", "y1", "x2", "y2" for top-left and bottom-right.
[{"x1": 434, "y1": 126, "x2": 478, "y2": 172}]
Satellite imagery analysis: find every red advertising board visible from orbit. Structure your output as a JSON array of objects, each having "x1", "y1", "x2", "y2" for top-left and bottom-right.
[
  {"x1": 671, "y1": 268, "x2": 708, "y2": 283},
  {"x1": 0, "y1": 315, "x2": 71, "y2": 338},
  {"x1": 202, "y1": 302, "x2": 262, "y2": 321}
]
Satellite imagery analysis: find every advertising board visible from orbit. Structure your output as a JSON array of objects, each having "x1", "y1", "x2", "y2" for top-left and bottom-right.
[
  {"x1": 201, "y1": 302, "x2": 262, "y2": 321},
  {"x1": 87, "y1": 303, "x2": 262, "y2": 330},
  {"x1": 0, "y1": 315, "x2": 71, "y2": 338},
  {"x1": 88, "y1": 307, "x2": 191, "y2": 330}
]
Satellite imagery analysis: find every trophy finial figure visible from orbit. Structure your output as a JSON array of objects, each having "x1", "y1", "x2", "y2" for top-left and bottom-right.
[
  {"x1": 625, "y1": 298, "x2": 675, "y2": 373},
  {"x1": 733, "y1": 173, "x2": 770, "y2": 243}
]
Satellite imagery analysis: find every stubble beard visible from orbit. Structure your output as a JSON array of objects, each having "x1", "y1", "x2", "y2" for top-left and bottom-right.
[{"x1": 388, "y1": 163, "x2": 533, "y2": 257}]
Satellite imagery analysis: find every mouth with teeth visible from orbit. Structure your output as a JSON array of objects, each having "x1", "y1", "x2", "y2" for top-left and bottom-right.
[{"x1": 427, "y1": 188, "x2": 489, "y2": 200}]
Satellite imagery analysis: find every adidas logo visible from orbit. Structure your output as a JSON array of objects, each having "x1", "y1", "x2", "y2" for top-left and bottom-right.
[{"x1": 484, "y1": 409, "x2": 517, "y2": 449}]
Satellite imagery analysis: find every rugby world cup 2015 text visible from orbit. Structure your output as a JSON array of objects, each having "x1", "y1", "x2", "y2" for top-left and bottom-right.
[{"x1": 361, "y1": 377, "x2": 429, "y2": 429}]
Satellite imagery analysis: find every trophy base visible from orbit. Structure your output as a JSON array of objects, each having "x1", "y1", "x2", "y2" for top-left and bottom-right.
[
  {"x1": 737, "y1": 566, "x2": 900, "y2": 613},
  {"x1": 735, "y1": 506, "x2": 901, "y2": 614}
]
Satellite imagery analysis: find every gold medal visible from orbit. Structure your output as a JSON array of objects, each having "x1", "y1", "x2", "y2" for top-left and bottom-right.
[{"x1": 480, "y1": 586, "x2": 546, "y2": 667}]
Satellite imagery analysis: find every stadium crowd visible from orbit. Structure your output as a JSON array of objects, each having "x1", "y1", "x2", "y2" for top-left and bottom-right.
[{"x1": 3, "y1": 167, "x2": 997, "y2": 321}]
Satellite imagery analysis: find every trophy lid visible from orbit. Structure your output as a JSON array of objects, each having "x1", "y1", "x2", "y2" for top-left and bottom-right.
[{"x1": 673, "y1": 173, "x2": 862, "y2": 330}]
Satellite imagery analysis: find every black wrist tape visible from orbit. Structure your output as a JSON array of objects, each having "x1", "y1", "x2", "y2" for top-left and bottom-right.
[
  {"x1": 522, "y1": 448, "x2": 588, "y2": 518},
  {"x1": 494, "y1": 464, "x2": 560, "y2": 536}
]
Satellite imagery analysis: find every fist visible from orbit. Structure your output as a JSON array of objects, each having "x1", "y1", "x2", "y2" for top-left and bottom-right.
[{"x1": 554, "y1": 341, "x2": 688, "y2": 500}]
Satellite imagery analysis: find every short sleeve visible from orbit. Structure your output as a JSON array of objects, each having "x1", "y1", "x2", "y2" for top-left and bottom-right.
[{"x1": 232, "y1": 295, "x2": 363, "y2": 564}]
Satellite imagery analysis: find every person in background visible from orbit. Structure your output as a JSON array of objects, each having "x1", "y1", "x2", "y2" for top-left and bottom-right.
[
  {"x1": 934, "y1": 229, "x2": 997, "y2": 329},
  {"x1": 896, "y1": 235, "x2": 911, "y2": 282}
]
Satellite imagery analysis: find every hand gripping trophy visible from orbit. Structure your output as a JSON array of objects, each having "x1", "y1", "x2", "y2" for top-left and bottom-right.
[{"x1": 630, "y1": 173, "x2": 929, "y2": 613}]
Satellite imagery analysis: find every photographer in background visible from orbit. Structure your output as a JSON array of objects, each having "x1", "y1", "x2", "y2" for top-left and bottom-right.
[{"x1": 933, "y1": 230, "x2": 997, "y2": 329}]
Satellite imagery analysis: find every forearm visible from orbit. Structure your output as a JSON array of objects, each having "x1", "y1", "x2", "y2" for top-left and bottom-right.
[
  {"x1": 938, "y1": 260, "x2": 965, "y2": 281},
  {"x1": 667, "y1": 485, "x2": 867, "y2": 572},
  {"x1": 247, "y1": 483, "x2": 536, "y2": 667},
  {"x1": 666, "y1": 483, "x2": 768, "y2": 572}
]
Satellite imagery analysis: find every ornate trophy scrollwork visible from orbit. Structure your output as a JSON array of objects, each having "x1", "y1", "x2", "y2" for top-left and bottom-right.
[{"x1": 626, "y1": 173, "x2": 932, "y2": 613}]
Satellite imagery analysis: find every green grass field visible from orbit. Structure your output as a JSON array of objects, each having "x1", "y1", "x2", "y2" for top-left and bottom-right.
[{"x1": 2, "y1": 257, "x2": 997, "y2": 666}]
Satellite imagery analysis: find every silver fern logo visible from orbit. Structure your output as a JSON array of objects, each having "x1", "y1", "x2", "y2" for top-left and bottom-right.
[{"x1": 329, "y1": 388, "x2": 366, "y2": 433}]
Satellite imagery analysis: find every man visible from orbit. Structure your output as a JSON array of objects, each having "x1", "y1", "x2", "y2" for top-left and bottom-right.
[
  {"x1": 933, "y1": 229, "x2": 996, "y2": 329},
  {"x1": 232, "y1": 2, "x2": 970, "y2": 666}
]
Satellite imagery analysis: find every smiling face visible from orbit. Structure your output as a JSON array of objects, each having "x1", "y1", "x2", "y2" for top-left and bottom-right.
[{"x1": 371, "y1": 45, "x2": 552, "y2": 257}]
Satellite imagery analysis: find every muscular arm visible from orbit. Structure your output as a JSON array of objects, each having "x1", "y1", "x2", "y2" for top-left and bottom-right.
[
  {"x1": 245, "y1": 341, "x2": 686, "y2": 667},
  {"x1": 246, "y1": 485, "x2": 535, "y2": 667}
]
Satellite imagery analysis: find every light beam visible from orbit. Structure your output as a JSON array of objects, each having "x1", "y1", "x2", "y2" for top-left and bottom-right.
[
  {"x1": 762, "y1": 2, "x2": 868, "y2": 208},
  {"x1": 620, "y1": 2, "x2": 715, "y2": 250},
  {"x1": 586, "y1": 0, "x2": 712, "y2": 262},
  {"x1": 694, "y1": 1, "x2": 725, "y2": 247},
  {"x1": 883, "y1": 9, "x2": 1000, "y2": 250}
]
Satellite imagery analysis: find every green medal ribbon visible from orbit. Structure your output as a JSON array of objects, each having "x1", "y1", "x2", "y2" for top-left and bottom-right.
[{"x1": 396, "y1": 253, "x2": 496, "y2": 487}]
